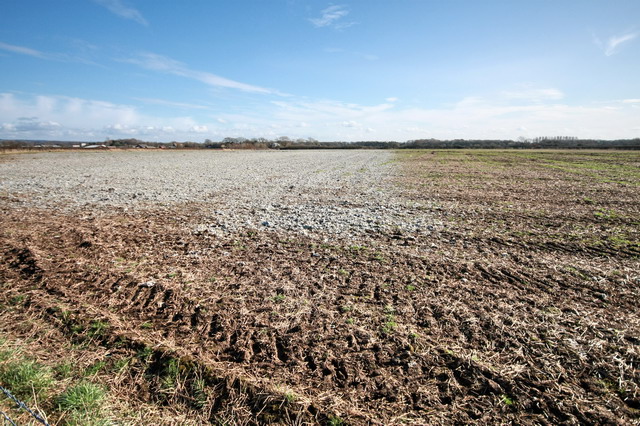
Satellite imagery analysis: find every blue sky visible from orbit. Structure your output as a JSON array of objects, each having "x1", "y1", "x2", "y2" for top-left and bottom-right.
[{"x1": 1, "y1": 0, "x2": 639, "y2": 142}]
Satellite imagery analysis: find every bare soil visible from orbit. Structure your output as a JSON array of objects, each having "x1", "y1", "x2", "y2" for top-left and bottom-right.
[{"x1": 1, "y1": 149, "x2": 639, "y2": 425}]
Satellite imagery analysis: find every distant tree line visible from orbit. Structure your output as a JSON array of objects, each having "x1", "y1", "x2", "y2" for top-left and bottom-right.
[{"x1": 2, "y1": 137, "x2": 639, "y2": 150}]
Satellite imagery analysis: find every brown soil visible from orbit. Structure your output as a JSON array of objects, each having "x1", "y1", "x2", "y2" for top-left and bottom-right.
[{"x1": 1, "y1": 150, "x2": 639, "y2": 425}]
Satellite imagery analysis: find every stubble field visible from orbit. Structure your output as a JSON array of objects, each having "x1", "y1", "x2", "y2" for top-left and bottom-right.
[{"x1": 1, "y1": 149, "x2": 639, "y2": 425}]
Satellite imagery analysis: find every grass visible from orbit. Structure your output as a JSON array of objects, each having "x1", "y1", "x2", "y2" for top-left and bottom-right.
[
  {"x1": 88, "y1": 320, "x2": 109, "y2": 339},
  {"x1": 500, "y1": 394, "x2": 515, "y2": 406},
  {"x1": 160, "y1": 358, "x2": 182, "y2": 394},
  {"x1": 0, "y1": 341, "x2": 113, "y2": 424},
  {"x1": 0, "y1": 348, "x2": 54, "y2": 401},
  {"x1": 328, "y1": 415, "x2": 345, "y2": 425},
  {"x1": 382, "y1": 315, "x2": 398, "y2": 335},
  {"x1": 56, "y1": 382, "x2": 108, "y2": 425},
  {"x1": 84, "y1": 360, "x2": 107, "y2": 377},
  {"x1": 271, "y1": 294, "x2": 286, "y2": 303},
  {"x1": 339, "y1": 304, "x2": 353, "y2": 313}
]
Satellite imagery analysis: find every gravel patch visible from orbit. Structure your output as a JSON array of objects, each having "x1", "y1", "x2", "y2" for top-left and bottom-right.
[{"x1": 0, "y1": 150, "x2": 438, "y2": 239}]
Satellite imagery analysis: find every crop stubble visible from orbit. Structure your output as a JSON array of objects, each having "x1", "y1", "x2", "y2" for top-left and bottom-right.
[{"x1": 1, "y1": 149, "x2": 639, "y2": 424}]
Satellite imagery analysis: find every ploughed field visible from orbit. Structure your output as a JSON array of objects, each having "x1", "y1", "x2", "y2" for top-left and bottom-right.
[{"x1": 1, "y1": 149, "x2": 638, "y2": 425}]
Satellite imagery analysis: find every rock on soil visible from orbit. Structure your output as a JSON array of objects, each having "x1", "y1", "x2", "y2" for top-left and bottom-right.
[{"x1": 0, "y1": 150, "x2": 438, "y2": 240}]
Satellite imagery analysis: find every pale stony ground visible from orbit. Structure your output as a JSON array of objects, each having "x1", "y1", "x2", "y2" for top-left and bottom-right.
[{"x1": 0, "y1": 150, "x2": 438, "y2": 240}]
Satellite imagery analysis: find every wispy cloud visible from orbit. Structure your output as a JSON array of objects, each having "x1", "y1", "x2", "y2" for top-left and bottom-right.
[
  {"x1": 594, "y1": 31, "x2": 638, "y2": 56},
  {"x1": 125, "y1": 53, "x2": 278, "y2": 95},
  {"x1": 310, "y1": 5, "x2": 355, "y2": 30},
  {"x1": 0, "y1": 40, "x2": 102, "y2": 66},
  {"x1": 501, "y1": 87, "x2": 564, "y2": 102},
  {"x1": 93, "y1": 0, "x2": 148, "y2": 26},
  {"x1": 0, "y1": 41, "x2": 47, "y2": 59},
  {"x1": 324, "y1": 46, "x2": 378, "y2": 61},
  {"x1": 134, "y1": 97, "x2": 211, "y2": 110}
]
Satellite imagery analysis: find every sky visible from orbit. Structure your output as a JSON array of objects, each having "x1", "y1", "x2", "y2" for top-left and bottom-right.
[{"x1": 0, "y1": 0, "x2": 639, "y2": 142}]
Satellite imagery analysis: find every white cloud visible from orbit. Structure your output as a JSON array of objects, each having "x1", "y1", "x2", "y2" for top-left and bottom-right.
[
  {"x1": 357, "y1": 52, "x2": 379, "y2": 61},
  {"x1": 0, "y1": 40, "x2": 101, "y2": 66},
  {"x1": 190, "y1": 125, "x2": 209, "y2": 133},
  {"x1": 341, "y1": 120, "x2": 360, "y2": 128},
  {"x1": 0, "y1": 41, "x2": 46, "y2": 59},
  {"x1": 594, "y1": 31, "x2": 638, "y2": 56},
  {"x1": 324, "y1": 46, "x2": 378, "y2": 61},
  {"x1": 310, "y1": 5, "x2": 355, "y2": 30},
  {"x1": 134, "y1": 97, "x2": 210, "y2": 110},
  {"x1": 2, "y1": 90, "x2": 639, "y2": 142},
  {"x1": 622, "y1": 99, "x2": 640, "y2": 103},
  {"x1": 267, "y1": 93, "x2": 640, "y2": 140},
  {"x1": 126, "y1": 53, "x2": 277, "y2": 94},
  {"x1": 0, "y1": 92, "x2": 216, "y2": 140},
  {"x1": 501, "y1": 88, "x2": 564, "y2": 102},
  {"x1": 385, "y1": 97, "x2": 399, "y2": 103},
  {"x1": 93, "y1": 0, "x2": 148, "y2": 26}
]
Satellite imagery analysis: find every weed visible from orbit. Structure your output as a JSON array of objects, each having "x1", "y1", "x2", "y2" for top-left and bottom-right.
[
  {"x1": 608, "y1": 234, "x2": 633, "y2": 247},
  {"x1": 382, "y1": 315, "x2": 398, "y2": 334},
  {"x1": 593, "y1": 208, "x2": 619, "y2": 220},
  {"x1": 57, "y1": 382, "x2": 107, "y2": 424},
  {"x1": 136, "y1": 346, "x2": 153, "y2": 363},
  {"x1": 500, "y1": 394, "x2": 515, "y2": 406},
  {"x1": 271, "y1": 294, "x2": 286, "y2": 303},
  {"x1": 190, "y1": 377, "x2": 208, "y2": 408},
  {"x1": 113, "y1": 357, "x2": 131, "y2": 374},
  {"x1": 9, "y1": 294, "x2": 25, "y2": 305},
  {"x1": 55, "y1": 361, "x2": 75, "y2": 379},
  {"x1": 328, "y1": 415, "x2": 345, "y2": 426},
  {"x1": 346, "y1": 318, "x2": 355, "y2": 325},
  {"x1": 161, "y1": 358, "x2": 182, "y2": 392},
  {"x1": 338, "y1": 268, "x2": 349, "y2": 277},
  {"x1": 284, "y1": 390, "x2": 296, "y2": 404},
  {"x1": 339, "y1": 305, "x2": 353, "y2": 313},
  {"x1": 88, "y1": 320, "x2": 109, "y2": 339},
  {"x1": 406, "y1": 284, "x2": 416, "y2": 291},
  {"x1": 0, "y1": 357, "x2": 54, "y2": 401},
  {"x1": 85, "y1": 360, "x2": 107, "y2": 377},
  {"x1": 140, "y1": 321, "x2": 153, "y2": 329}
]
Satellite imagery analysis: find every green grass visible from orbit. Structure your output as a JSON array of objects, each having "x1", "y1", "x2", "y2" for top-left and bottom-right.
[
  {"x1": 56, "y1": 382, "x2": 108, "y2": 425},
  {"x1": 84, "y1": 360, "x2": 107, "y2": 377},
  {"x1": 271, "y1": 294, "x2": 286, "y2": 303},
  {"x1": 328, "y1": 415, "x2": 345, "y2": 426},
  {"x1": 382, "y1": 315, "x2": 398, "y2": 335},
  {"x1": 500, "y1": 394, "x2": 515, "y2": 406},
  {"x1": 88, "y1": 320, "x2": 109, "y2": 339},
  {"x1": 0, "y1": 349, "x2": 54, "y2": 401},
  {"x1": 160, "y1": 358, "x2": 182, "y2": 392}
]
